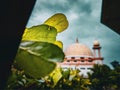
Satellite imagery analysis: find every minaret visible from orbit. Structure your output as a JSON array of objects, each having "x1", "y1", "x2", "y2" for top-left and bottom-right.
[
  {"x1": 76, "y1": 38, "x2": 79, "y2": 43},
  {"x1": 93, "y1": 40, "x2": 103, "y2": 65}
]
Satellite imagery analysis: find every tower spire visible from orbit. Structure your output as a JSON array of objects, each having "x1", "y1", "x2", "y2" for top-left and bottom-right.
[{"x1": 76, "y1": 38, "x2": 79, "y2": 43}]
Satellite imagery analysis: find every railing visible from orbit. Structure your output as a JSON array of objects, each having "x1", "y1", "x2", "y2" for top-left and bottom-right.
[{"x1": 59, "y1": 62, "x2": 95, "y2": 65}]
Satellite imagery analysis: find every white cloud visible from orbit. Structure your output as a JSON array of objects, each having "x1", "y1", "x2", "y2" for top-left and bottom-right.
[{"x1": 67, "y1": 12, "x2": 79, "y2": 22}]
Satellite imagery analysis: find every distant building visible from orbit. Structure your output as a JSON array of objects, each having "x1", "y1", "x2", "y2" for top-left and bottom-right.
[{"x1": 59, "y1": 38, "x2": 104, "y2": 77}]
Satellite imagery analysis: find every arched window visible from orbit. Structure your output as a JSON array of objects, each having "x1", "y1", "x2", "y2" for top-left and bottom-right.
[
  {"x1": 71, "y1": 57, "x2": 75, "y2": 59},
  {"x1": 74, "y1": 60, "x2": 77, "y2": 62},
  {"x1": 80, "y1": 57, "x2": 84, "y2": 59}
]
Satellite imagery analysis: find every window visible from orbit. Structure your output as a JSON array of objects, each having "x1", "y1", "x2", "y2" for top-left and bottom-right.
[
  {"x1": 71, "y1": 57, "x2": 75, "y2": 59},
  {"x1": 87, "y1": 68, "x2": 92, "y2": 70},
  {"x1": 80, "y1": 68, "x2": 85, "y2": 70},
  {"x1": 88, "y1": 57, "x2": 92, "y2": 59},
  {"x1": 88, "y1": 60, "x2": 93, "y2": 62},
  {"x1": 80, "y1": 57, "x2": 84, "y2": 59},
  {"x1": 74, "y1": 60, "x2": 77, "y2": 62},
  {"x1": 81, "y1": 60, "x2": 84, "y2": 62},
  {"x1": 67, "y1": 60, "x2": 70, "y2": 62}
]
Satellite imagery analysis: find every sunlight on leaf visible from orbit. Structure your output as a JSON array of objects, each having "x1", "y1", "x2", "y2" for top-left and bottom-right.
[
  {"x1": 49, "y1": 68, "x2": 62, "y2": 87},
  {"x1": 44, "y1": 13, "x2": 69, "y2": 33},
  {"x1": 22, "y1": 24, "x2": 57, "y2": 43},
  {"x1": 54, "y1": 40, "x2": 63, "y2": 49}
]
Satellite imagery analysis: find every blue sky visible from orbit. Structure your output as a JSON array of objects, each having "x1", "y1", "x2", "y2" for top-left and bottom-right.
[{"x1": 26, "y1": 0, "x2": 120, "y2": 67}]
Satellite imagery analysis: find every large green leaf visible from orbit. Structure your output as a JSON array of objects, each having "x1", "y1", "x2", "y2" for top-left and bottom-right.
[
  {"x1": 14, "y1": 41, "x2": 65, "y2": 79},
  {"x1": 20, "y1": 41, "x2": 64, "y2": 62},
  {"x1": 22, "y1": 24, "x2": 57, "y2": 43},
  {"x1": 44, "y1": 13, "x2": 69, "y2": 33}
]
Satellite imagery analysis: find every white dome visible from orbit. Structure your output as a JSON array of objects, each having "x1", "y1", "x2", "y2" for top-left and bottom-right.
[
  {"x1": 64, "y1": 42, "x2": 93, "y2": 57},
  {"x1": 94, "y1": 40, "x2": 100, "y2": 46}
]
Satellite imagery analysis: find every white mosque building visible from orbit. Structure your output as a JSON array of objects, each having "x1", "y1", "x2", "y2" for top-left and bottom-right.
[{"x1": 59, "y1": 38, "x2": 104, "y2": 77}]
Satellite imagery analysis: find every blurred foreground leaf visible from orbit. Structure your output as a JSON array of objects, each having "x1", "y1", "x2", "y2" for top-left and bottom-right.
[
  {"x1": 14, "y1": 41, "x2": 64, "y2": 78},
  {"x1": 22, "y1": 24, "x2": 57, "y2": 43},
  {"x1": 49, "y1": 68, "x2": 62, "y2": 87},
  {"x1": 54, "y1": 41, "x2": 63, "y2": 49},
  {"x1": 44, "y1": 13, "x2": 69, "y2": 33}
]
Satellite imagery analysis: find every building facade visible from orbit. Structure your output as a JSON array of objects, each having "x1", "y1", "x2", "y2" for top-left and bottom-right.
[{"x1": 59, "y1": 39, "x2": 104, "y2": 77}]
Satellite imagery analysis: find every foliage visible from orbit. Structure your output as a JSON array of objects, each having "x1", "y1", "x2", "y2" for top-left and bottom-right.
[
  {"x1": 88, "y1": 64, "x2": 111, "y2": 90},
  {"x1": 14, "y1": 41, "x2": 65, "y2": 78},
  {"x1": 88, "y1": 63, "x2": 120, "y2": 90},
  {"x1": 7, "y1": 12, "x2": 120, "y2": 90},
  {"x1": 7, "y1": 13, "x2": 69, "y2": 89},
  {"x1": 111, "y1": 60, "x2": 120, "y2": 70},
  {"x1": 7, "y1": 68, "x2": 91, "y2": 90},
  {"x1": 13, "y1": 13, "x2": 68, "y2": 78},
  {"x1": 7, "y1": 67, "x2": 40, "y2": 89},
  {"x1": 109, "y1": 61, "x2": 120, "y2": 90}
]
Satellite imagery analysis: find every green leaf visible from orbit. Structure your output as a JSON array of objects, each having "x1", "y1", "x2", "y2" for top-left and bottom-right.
[
  {"x1": 22, "y1": 24, "x2": 57, "y2": 43},
  {"x1": 14, "y1": 48, "x2": 56, "y2": 79},
  {"x1": 14, "y1": 41, "x2": 65, "y2": 78},
  {"x1": 62, "y1": 68, "x2": 70, "y2": 79},
  {"x1": 54, "y1": 40, "x2": 63, "y2": 49},
  {"x1": 20, "y1": 41, "x2": 65, "y2": 62},
  {"x1": 44, "y1": 13, "x2": 69, "y2": 33},
  {"x1": 50, "y1": 68, "x2": 62, "y2": 87}
]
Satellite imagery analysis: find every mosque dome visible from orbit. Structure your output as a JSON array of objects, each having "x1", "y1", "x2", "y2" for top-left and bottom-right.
[{"x1": 64, "y1": 40, "x2": 93, "y2": 57}]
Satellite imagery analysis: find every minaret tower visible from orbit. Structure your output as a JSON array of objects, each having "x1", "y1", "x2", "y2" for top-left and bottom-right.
[
  {"x1": 93, "y1": 40, "x2": 103, "y2": 65},
  {"x1": 76, "y1": 38, "x2": 79, "y2": 43}
]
